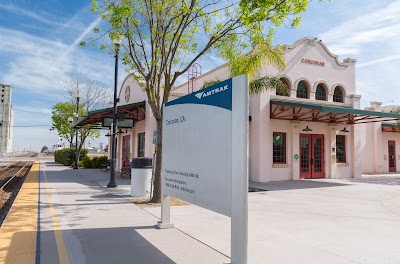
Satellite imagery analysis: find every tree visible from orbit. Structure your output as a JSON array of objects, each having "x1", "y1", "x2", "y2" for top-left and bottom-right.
[
  {"x1": 50, "y1": 102, "x2": 76, "y2": 148},
  {"x1": 51, "y1": 74, "x2": 112, "y2": 164},
  {"x1": 41, "y1": 146, "x2": 48, "y2": 153},
  {"x1": 60, "y1": 72, "x2": 112, "y2": 112},
  {"x1": 85, "y1": 0, "x2": 319, "y2": 202}
]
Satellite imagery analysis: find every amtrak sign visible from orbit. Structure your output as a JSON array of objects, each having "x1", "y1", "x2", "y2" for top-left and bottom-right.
[
  {"x1": 158, "y1": 75, "x2": 249, "y2": 264},
  {"x1": 194, "y1": 84, "x2": 229, "y2": 99}
]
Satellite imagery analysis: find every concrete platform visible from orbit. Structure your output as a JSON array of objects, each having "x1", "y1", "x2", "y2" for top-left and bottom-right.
[
  {"x1": 37, "y1": 161, "x2": 228, "y2": 264},
  {"x1": 2, "y1": 160, "x2": 400, "y2": 263}
]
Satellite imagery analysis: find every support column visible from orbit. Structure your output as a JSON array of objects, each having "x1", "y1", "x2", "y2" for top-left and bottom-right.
[
  {"x1": 249, "y1": 89, "x2": 271, "y2": 182},
  {"x1": 352, "y1": 124, "x2": 362, "y2": 179},
  {"x1": 351, "y1": 95, "x2": 362, "y2": 178},
  {"x1": 291, "y1": 121, "x2": 300, "y2": 180},
  {"x1": 371, "y1": 102, "x2": 383, "y2": 173},
  {"x1": 329, "y1": 124, "x2": 337, "y2": 179}
]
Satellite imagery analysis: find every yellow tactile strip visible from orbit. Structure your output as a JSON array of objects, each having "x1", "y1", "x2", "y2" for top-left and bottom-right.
[{"x1": 0, "y1": 161, "x2": 39, "y2": 264}]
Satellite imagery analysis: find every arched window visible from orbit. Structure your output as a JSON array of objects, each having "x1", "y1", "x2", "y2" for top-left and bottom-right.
[
  {"x1": 277, "y1": 78, "x2": 290, "y2": 96},
  {"x1": 333, "y1": 86, "x2": 344, "y2": 103},
  {"x1": 296, "y1": 81, "x2": 309, "y2": 99},
  {"x1": 315, "y1": 84, "x2": 327, "y2": 101}
]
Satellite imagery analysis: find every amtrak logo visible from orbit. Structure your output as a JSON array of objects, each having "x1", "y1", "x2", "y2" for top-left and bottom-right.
[{"x1": 195, "y1": 85, "x2": 229, "y2": 99}]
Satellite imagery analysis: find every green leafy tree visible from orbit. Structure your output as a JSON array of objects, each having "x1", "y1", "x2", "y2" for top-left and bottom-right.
[
  {"x1": 50, "y1": 102, "x2": 100, "y2": 163},
  {"x1": 41, "y1": 146, "x2": 48, "y2": 153},
  {"x1": 51, "y1": 74, "x2": 111, "y2": 164},
  {"x1": 84, "y1": 0, "x2": 321, "y2": 202},
  {"x1": 50, "y1": 102, "x2": 76, "y2": 148}
]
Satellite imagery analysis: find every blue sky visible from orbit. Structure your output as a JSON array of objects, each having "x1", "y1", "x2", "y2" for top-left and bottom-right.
[{"x1": 0, "y1": 0, "x2": 398, "y2": 151}]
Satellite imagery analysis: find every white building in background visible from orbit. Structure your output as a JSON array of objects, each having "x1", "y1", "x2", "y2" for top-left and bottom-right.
[
  {"x1": 0, "y1": 84, "x2": 13, "y2": 154},
  {"x1": 75, "y1": 37, "x2": 400, "y2": 181}
]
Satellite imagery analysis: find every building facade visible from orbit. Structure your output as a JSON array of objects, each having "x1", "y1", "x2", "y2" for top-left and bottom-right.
[
  {"x1": 0, "y1": 84, "x2": 13, "y2": 154},
  {"x1": 77, "y1": 37, "x2": 400, "y2": 181}
]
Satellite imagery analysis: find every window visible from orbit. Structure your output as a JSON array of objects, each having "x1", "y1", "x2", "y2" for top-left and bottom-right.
[
  {"x1": 273, "y1": 132, "x2": 286, "y2": 163},
  {"x1": 315, "y1": 84, "x2": 327, "y2": 101},
  {"x1": 333, "y1": 86, "x2": 344, "y2": 103},
  {"x1": 137, "y1": 133, "x2": 145, "y2": 157},
  {"x1": 336, "y1": 135, "x2": 346, "y2": 163},
  {"x1": 277, "y1": 78, "x2": 290, "y2": 96},
  {"x1": 296, "y1": 81, "x2": 308, "y2": 98}
]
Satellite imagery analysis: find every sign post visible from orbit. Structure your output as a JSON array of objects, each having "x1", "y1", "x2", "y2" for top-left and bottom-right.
[{"x1": 158, "y1": 75, "x2": 248, "y2": 264}]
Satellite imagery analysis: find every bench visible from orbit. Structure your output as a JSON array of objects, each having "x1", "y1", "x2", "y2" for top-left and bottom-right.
[{"x1": 100, "y1": 160, "x2": 111, "y2": 171}]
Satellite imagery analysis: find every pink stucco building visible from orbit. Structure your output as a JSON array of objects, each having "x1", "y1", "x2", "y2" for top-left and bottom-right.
[{"x1": 76, "y1": 37, "x2": 400, "y2": 182}]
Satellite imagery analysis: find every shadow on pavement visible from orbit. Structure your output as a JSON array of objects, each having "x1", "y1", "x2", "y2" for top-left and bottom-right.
[
  {"x1": 250, "y1": 179, "x2": 350, "y2": 191},
  {"x1": 5, "y1": 227, "x2": 176, "y2": 264}
]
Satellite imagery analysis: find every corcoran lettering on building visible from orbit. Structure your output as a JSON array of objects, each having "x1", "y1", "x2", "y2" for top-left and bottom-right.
[
  {"x1": 301, "y1": 58, "x2": 325, "y2": 66},
  {"x1": 195, "y1": 85, "x2": 229, "y2": 99}
]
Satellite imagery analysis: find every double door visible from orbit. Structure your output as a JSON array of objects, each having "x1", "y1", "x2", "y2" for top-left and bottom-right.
[{"x1": 300, "y1": 134, "x2": 325, "y2": 178}]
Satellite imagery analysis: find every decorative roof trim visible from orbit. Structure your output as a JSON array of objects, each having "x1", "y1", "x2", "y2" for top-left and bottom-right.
[{"x1": 283, "y1": 37, "x2": 357, "y2": 67}]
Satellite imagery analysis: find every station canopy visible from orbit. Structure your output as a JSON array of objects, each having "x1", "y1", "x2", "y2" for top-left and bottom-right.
[
  {"x1": 270, "y1": 98, "x2": 400, "y2": 124},
  {"x1": 72, "y1": 101, "x2": 146, "y2": 128}
]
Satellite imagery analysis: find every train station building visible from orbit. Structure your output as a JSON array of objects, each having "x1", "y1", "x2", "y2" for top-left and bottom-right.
[{"x1": 74, "y1": 37, "x2": 400, "y2": 182}]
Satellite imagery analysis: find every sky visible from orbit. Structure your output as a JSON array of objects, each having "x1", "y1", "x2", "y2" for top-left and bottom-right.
[{"x1": 0, "y1": 0, "x2": 399, "y2": 151}]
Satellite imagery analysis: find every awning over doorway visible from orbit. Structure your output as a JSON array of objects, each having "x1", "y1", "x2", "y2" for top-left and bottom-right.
[
  {"x1": 270, "y1": 98, "x2": 400, "y2": 124},
  {"x1": 72, "y1": 101, "x2": 146, "y2": 128}
]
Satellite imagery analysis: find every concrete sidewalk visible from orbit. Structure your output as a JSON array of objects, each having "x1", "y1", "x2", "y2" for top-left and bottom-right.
[
  {"x1": 39, "y1": 160, "x2": 400, "y2": 264},
  {"x1": 39, "y1": 161, "x2": 228, "y2": 264}
]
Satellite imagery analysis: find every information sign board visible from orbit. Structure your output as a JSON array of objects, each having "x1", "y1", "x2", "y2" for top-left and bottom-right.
[{"x1": 158, "y1": 75, "x2": 249, "y2": 264}]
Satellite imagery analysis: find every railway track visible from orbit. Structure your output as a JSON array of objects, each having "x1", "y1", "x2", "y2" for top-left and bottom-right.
[
  {"x1": 0, "y1": 161, "x2": 33, "y2": 226},
  {"x1": 0, "y1": 162, "x2": 30, "y2": 190}
]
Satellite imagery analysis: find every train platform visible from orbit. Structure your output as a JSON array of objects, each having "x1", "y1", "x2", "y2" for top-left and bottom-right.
[
  {"x1": 2, "y1": 160, "x2": 400, "y2": 263},
  {"x1": 0, "y1": 160, "x2": 228, "y2": 264}
]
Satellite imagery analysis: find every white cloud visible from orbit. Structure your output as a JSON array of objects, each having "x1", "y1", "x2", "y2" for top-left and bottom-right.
[
  {"x1": 0, "y1": 2, "x2": 85, "y2": 30},
  {"x1": 0, "y1": 20, "x2": 113, "y2": 94},
  {"x1": 0, "y1": 4, "x2": 115, "y2": 151},
  {"x1": 319, "y1": 1, "x2": 400, "y2": 56},
  {"x1": 317, "y1": 1, "x2": 400, "y2": 108}
]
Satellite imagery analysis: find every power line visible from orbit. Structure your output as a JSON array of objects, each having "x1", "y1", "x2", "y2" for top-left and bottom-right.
[{"x1": 3, "y1": 125, "x2": 52, "y2": 127}]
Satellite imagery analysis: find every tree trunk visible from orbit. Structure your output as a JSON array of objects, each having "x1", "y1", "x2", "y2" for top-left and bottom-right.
[{"x1": 150, "y1": 118, "x2": 163, "y2": 203}]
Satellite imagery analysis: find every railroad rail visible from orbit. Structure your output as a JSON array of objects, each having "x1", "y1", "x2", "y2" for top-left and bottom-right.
[
  {"x1": 0, "y1": 162, "x2": 30, "y2": 190},
  {"x1": 0, "y1": 162, "x2": 19, "y2": 173}
]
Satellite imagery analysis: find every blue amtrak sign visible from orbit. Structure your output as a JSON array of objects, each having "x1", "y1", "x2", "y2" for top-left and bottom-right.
[{"x1": 165, "y1": 78, "x2": 232, "y2": 111}]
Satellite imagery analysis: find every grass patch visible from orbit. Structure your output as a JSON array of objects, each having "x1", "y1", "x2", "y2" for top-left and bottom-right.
[
  {"x1": 130, "y1": 197, "x2": 190, "y2": 208},
  {"x1": 249, "y1": 187, "x2": 266, "y2": 192}
]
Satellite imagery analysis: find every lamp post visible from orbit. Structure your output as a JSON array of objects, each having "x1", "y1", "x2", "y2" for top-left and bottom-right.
[
  {"x1": 67, "y1": 117, "x2": 73, "y2": 148},
  {"x1": 73, "y1": 93, "x2": 80, "y2": 169},
  {"x1": 107, "y1": 37, "x2": 122, "y2": 188}
]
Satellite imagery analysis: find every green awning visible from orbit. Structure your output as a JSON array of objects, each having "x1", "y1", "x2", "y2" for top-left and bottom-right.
[
  {"x1": 72, "y1": 101, "x2": 146, "y2": 128},
  {"x1": 270, "y1": 98, "x2": 400, "y2": 124}
]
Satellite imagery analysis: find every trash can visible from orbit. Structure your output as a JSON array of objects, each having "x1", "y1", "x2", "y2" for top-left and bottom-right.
[{"x1": 131, "y1": 157, "x2": 153, "y2": 197}]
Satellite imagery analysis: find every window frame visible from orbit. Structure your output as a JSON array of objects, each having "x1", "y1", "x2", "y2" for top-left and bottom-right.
[
  {"x1": 336, "y1": 135, "x2": 346, "y2": 163},
  {"x1": 272, "y1": 132, "x2": 287, "y2": 164},
  {"x1": 315, "y1": 84, "x2": 327, "y2": 101},
  {"x1": 296, "y1": 81, "x2": 309, "y2": 99},
  {"x1": 333, "y1": 86, "x2": 344, "y2": 103}
]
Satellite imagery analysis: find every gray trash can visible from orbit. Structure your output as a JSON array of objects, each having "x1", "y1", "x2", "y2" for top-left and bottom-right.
[{"x1": 131, "y1": 157, "x2": 153, "y2": 197}]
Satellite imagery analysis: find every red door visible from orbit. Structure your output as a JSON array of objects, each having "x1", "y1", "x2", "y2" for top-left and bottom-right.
[
  {"x1": 300, "y1": 134, "x2": 325, "y2": 178},
  {"x1": 122, "y1": 135, "x2": 131, "y2": 168},
  {"x1": 388, "y1": 141, "x2": 396, "y2": 172}
]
